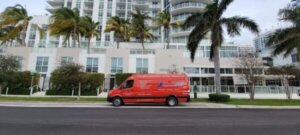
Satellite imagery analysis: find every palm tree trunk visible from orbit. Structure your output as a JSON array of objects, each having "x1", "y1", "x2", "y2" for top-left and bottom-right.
[
  {"x1": 77, "y1": 35, "x2": 81, "y2": 48},
  {"x1": 141, "y1": 35, "x2": 145, "y2": 50},
  {"x1": 87, "y1": 37, "x2": 91, "y2": 54},
  {"x1": 213, "y1": 46, "x2": 221, "y2": 94},
  {"x1": 21, "y1": 25, "x2": 28, "y2": 47},
  {"x1": 165, "y1": 28, "x2": 170, "y2": 49},
  {"x1": 72, "y1": 34, "x2": 76, "y2": 48}
]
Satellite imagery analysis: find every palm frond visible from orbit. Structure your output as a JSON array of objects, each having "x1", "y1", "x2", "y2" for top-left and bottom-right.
[{"x1": 220, "y1": 16, "x2": 259, "y2": 37}]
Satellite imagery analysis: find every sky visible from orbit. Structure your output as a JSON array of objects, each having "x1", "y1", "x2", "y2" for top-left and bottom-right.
[{"x1": 0, "y1": 0, "x2": 291, "y2": 45}]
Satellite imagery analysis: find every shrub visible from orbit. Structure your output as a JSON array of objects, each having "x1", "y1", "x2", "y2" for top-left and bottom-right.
[
  {"x1": 0, "y1": 71, "x2": 40, "y2": 95},
  {"x1": 115, "y1": 73, "x2": 133, "y2": 86},
  {"x1": 47, "y1": 64, "x2": 104, "y2": 96},
  {"x1": 209, "y1": 94, "x2": 230, "y2": 103}
]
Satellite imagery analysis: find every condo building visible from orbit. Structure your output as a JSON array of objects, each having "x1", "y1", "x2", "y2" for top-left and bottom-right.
[{"x1": 1, "y1": 0, "x2": 285, "y2": 92}]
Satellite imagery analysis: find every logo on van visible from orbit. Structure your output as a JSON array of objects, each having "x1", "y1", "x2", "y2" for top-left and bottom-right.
[{"x1": 157, "y1": 82, "x2": 164, "y2": 88}]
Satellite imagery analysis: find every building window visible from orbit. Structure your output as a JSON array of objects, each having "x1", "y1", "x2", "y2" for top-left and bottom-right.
[
  {"x1": 35, "y1": 57, "x2": 49, "y2": 73},
  {"x1": 105, "y1": 34, "x2": 110, "y2": 41},
  {"x1": 111, "y1": 57, "x2": 123, "y2": 73},
  {"x1": 291, "y1": 54, "x2": 298, "y2": 63},
  {"x1": 201, "y1": 68, "x2": 215, "y2": 74},
  {"x1": 76, "y1": 0, "x2": 81, "y2": 9},
  {"x1": 220, "y1": 68, "x2": 233, "y2": 74},
  {"x1": 136, "y1": 58, "x2": 148, "y2": 73},
  {"x1": 16, "y1": 56, "x2": 23, "y2": 70},
  {"x1": 61, "y1": 56, "x2": 74, "y2": 65},
  {"x1": 86, "y1": 57, "x2": 99, "y2": 73},
  {"x1": 184, "y1": 67, "x2": 200, "y2": 74}
]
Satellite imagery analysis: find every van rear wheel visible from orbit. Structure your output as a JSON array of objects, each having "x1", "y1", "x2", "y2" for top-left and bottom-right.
[
  {"x1": 112, "y1": 97, "x2": 123, "y2": 106},
  {"x1": 167, "y1": 97, "x2": 178, "y2": 107}
]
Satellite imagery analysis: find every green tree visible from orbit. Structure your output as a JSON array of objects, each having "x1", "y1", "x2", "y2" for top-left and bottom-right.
[
  {"x1": 105, "y1": 16, "x2": 130, "y2": 48},
  {"x1": 131, "y1": 8, "x2": 154, "y2": 49},
  {"x1": 154, "y1": 10, "x2": 179, "y2": 49},
  {"x1": 267, "y1": 6, "x2": 300, "y2": 59},
  {"x1": 0, "y1": 55, "x2": 20, "y2": 72},
  {"x1": 183, "y1": 0, "x2": 259, "y2": 94},
  {"x1": 49, "y1": 8, "x2": 82, "y2": 48},
  {"x1": 79, "y1": 16, "x2": 101, "y2": 53},
  {"x1": 0, "y1": 4, "x2": 43, "y2": 47}
]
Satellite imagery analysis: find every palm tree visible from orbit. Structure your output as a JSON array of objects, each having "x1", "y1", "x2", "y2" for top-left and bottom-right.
[
  {"x1": 0, "y1": 26, "x2": 19, "y2": 46},
  {"x1": 105, "y1": 16, "x2": 130, "y2": 48},
  {"x1": 0, "y1": 4, "x2": 33, "y2": 46},
  {"x1": 183, "y1": 0, "x2": 259, "y2": 94},
  {"x1": 79, "y1": 16, "x2": 101, "y2": 53},
  {"x1": 49, "y1": 8, "x2": 82, "y2": 48},
  {"x1": 131, "y1": 8, "x2": 153, "y2": 49},
  {"x1": 267, "y1": 6, "x2": 300, "y2": 60},
  {"x1": 154, "y1": 10, "x2": 179, "y2": 49}
]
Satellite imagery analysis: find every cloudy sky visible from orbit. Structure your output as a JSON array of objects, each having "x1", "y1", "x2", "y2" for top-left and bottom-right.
[{"x1": 0, "y1": 0, "x2": 291, "y2": 46}]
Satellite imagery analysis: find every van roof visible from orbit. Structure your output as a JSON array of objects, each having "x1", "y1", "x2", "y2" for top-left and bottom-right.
[{"x1": 130, "y1": 74, "x2": 187, "y2": 79}]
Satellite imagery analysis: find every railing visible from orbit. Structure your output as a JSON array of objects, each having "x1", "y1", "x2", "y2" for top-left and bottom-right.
[
  {"x1": 171, "y1": 1, "x2": 205, "y2": 11},
  {"x1": 191, "y1": 85, "x2": 300, "y2": 94}
]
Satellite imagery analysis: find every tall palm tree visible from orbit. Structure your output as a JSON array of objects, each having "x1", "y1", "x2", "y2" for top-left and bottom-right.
[
  {"x1": 0, "y1": 26, "x2": 19, "y2": 46},
  {"x1": 49, "y1": 8, "x2": 82, "y2": 48},
  {"x1": 154, "y1": 10, "x2": 179, "y2": 49},
  {"x1": 79, "y1": 16, "x2": 101, "y2": 53},
  {"x1": 0, "y1": 4, "x2": 33, "y2": 46},
  {"x1": 267, "y1": 6, "x2": 300, "y2": 59},
  {"x1": 183, "y1": 0, "x2": 259, "y2": 94},
  {"x1": 131, "y1": 8, "x2": 153, "y2": 49},
  {"x1": 105, "y1": 16, "x2": 130, "y2": 48}
]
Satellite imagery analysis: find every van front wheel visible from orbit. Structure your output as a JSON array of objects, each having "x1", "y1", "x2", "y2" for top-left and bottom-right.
[
  {"x1": 167, "y1": 97, "x2": 178, "y2": 107},
  {"x1": 112, "y1": 97, "x2": 123, "y2": 106}
]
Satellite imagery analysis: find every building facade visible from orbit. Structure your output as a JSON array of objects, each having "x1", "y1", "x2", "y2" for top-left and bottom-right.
[{"x1": 1, "y1": 0, "x2": 287, "y2": 92}]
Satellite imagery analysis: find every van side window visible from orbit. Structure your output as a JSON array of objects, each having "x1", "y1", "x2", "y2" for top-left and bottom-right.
[{"x1": 121, "y1": 80, "x2": 134, "y2": 89}]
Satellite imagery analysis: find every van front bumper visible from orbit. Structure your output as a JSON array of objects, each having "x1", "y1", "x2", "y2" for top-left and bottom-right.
[{"x1": 107, "y1": 96, "x2": 113, "y2": 102}]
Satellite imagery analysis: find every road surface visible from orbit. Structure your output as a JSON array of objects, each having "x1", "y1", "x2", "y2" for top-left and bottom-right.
[{"x1": 0, "y1": 107, "x2": 300, "y2": 135}]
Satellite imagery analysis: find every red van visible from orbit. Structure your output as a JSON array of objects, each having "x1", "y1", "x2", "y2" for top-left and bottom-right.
[{"x1": 107, "y1": 74, "x2": 190, "y2": 106}]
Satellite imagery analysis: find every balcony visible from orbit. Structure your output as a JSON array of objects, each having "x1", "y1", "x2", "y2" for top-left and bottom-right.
[
  {"x1": 47, "y1": 0, "x2": 64, "y2": 7},
  {"x1": 170, "y1": 1, "x2": 206, "y2": 15}
]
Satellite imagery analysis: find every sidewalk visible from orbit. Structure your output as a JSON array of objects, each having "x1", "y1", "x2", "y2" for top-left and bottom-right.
[{"x1": 0, "y1": 101, "x2": 300, "y2": 109}]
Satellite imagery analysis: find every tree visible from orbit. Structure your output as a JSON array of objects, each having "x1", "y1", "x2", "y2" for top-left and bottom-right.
[
  {"x1": 0, "y1": 4, "x2": 44, "y2": 47},
  {"x1": 0, "y1": 55, "x2": 20, "y2": 73},
  {"x1": 0, "y1": 26, "x2": 20, "y2": 46},
  {"x1": 183, "y1": 0, "x2": 259, "y2": 94},
  {"x1": 131, "y1": 8, "x2": 154, "y2": 49},
  {"x1": 154, "y1": 10, "x2": 180, "y2": 49},
  {"x1": 105, "y1": 16, "x2": 130, "y2": 48},
  {"x1": 79, "y1": 16, "x2": 101, "y2": 53},
  {"x1": 266, "y1": 66, "x2": 299, "y2": 100},
  {"x1": 267, "y1": 6, "x2": 300, "y2": 59},
  {"x1": 49, "y1": 8, "x2": 82, "y2": 48},
  {"x1": 236, "y1": 53, "x2": 264, "y2": 100}
]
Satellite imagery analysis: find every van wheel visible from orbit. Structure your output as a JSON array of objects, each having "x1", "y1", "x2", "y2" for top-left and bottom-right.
[
  {"x1": 167, "y1": 97, "x2": 178, "y2": 107},
  {"x1": 112, "y1": 97, "x2": 123, "y2": 106}
]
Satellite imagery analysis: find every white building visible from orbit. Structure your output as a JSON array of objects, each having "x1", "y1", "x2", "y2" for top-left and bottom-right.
[
  {"x1": 1, "y1": 0, "x2": 288, "y2": 92},
  {"x1": 255, "y1": 30, "x2": 299, "y2": 67}
]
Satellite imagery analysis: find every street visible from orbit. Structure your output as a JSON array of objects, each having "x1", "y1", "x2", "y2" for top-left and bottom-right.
[{"x1": 0, "y1": 107, "x2": 300, "y2": 135}]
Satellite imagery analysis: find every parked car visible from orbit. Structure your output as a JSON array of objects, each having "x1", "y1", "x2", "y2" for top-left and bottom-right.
[{"x1": 107, "y1": 74, "x2": 190, "y2": 106}]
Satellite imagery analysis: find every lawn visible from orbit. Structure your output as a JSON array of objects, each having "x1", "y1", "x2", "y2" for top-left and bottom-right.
[{"x1": 0, "y1": 96, "x2": 106, "y2": 103}]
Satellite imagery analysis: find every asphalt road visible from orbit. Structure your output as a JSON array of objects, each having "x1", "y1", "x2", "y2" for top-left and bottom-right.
[{"x1": 0, "y1": 107, "x2": 300, "y2": 135}]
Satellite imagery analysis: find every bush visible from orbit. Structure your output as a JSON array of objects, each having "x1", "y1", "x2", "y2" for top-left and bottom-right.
[
  {"x1": 0, "y1": 71, "x2": 40, "y2": 95},
  {"x1": 47, "y1": 64, "x2": 104, "y2": 96},
  {"x1": 115, "y1": 73, "x2": 133, "y2": 86},
  {"x1": 209, "y1": 94, "x2": 230, "y2": 103}
]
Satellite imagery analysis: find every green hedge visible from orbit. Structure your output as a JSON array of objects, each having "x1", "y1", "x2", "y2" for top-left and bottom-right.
[
  {"x1": 115, "y1": 73, "x2": 133, "y2": 86},
  {"x1": 209, "y1": 94, "x2": 231, "y2": 103},
  {"x1": 47, "y1": 73, "x2": 104, "y2": 96},
  {"x1": 0, "y1": 71, "x2": 40, "y2": 95}
]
